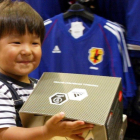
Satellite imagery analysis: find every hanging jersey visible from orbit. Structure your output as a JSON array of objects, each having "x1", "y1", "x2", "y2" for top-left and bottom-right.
[
  {"x1": 125, "y1": 0, "x2": 140, "y2": 47},
  {"x1": 29, "y1": 14, "x2": 136, "y2": 109},
  {"x1": 94, "y1": 0, "x2": 125, "y2": 26},
  {"x1": 24, "y1": 0, "x2": 62, "y2": 20},
  {"x1": 94, "y1": 0, "x2": 140, "y2": 50},
  {"x1": 103, "y1": 21, "x2": 137, "y2": 96}
]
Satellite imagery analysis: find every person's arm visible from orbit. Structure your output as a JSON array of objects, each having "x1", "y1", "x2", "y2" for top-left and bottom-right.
[{"x1": 0, "y1": 112, "x2": 94, "y2": 140}]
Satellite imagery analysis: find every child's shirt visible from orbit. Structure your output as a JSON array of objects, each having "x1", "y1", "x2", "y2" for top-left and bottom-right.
[{"x1": 0, "y1": 73, "x2": 37, "y2": 128}]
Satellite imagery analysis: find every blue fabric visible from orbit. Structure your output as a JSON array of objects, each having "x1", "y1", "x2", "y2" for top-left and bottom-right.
[
  {"x1": 94, "y1": 0, "x2": 140, "y2": 47},
  {"x1": 29, "y1": 14, "x2": 137, "y2": 109},
  {"x1": 24, "y1": 0, "x2": 62, "y2": 20}
]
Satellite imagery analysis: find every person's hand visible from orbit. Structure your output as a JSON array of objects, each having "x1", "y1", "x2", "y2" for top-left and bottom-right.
[{"x1": 43, "y1": 112, "x2": 94, "y2": 140}]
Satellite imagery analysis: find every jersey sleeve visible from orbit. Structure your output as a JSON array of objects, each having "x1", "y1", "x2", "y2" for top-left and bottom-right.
[{"x1": 104, "y1": 22, "x2": 137, "y2": 108}]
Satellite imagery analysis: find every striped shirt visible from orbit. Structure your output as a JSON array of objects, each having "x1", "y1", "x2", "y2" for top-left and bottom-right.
[{"x1": 0, "y1": 73, "x2": 37, "y2": 128}]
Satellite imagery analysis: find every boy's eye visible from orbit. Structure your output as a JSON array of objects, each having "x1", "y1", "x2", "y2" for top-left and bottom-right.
[
  {"x1": 32, "y1": 42, "x2": 40, "y2": 45},
  {"x1": 32, "y1": 43, "x2": 38, "y2": 45},
  {"x1": 13, "y1": 42, "x2": 20, "y2": 44}
]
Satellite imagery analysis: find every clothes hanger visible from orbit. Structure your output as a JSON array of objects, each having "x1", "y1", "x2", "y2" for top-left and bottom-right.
[{"x1": 63, "y1": 0, "x2": 94, "y2": 21}]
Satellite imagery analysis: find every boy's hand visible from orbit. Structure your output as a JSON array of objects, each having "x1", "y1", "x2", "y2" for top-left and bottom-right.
[{"x1": 43, "y1": 112, "x2": 94, "y2": 140}]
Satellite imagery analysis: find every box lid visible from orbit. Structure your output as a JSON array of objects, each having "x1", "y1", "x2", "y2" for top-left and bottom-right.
[{"x1": 20, "y1": 72, "x2": 122, "y2": 125}]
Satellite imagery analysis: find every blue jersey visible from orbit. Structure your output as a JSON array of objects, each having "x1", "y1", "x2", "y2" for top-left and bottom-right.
[
  {"x1": 29, "y1": 14, "x2": 136, "y2": 108},
  {"x1": 94, "y1": 0, "x2": 125, "y2": 26},
  {"x1": 94, "y1": 0, "x2": 140, "y2": 50},
  {"x1": 104, "y1": 21, "x2": 137, "y2": 97},
  {"x1": 24, "y1": 0, "x2": 62, "y2": 20},
  {"x1": 125, "y1": 0, "x2": 140, "y2": 46}
]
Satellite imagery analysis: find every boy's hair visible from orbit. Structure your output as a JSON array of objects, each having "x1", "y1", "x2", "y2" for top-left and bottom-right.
[{"x1": 0, "y1": 0, "x2": 45, "y2": 43}]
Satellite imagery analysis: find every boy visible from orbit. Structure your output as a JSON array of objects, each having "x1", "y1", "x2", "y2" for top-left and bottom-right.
[{"x1": 0, "y1": 0, "x2": 93, "y2": 140}]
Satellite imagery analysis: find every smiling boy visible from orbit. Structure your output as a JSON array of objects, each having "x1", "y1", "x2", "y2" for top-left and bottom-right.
[{"x1": 0, "y1": 0, "x2": 93, "y2": 140}]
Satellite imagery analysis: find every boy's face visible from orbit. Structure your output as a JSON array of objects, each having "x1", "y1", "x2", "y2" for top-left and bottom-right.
[{"x1": 0, "y1": 31, "x2": 42, "y2": 81}]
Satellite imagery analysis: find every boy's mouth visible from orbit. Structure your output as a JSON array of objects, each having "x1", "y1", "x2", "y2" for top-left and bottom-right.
[{"x1": 19, "y1": 61, "x2": 32, "y2": 64}]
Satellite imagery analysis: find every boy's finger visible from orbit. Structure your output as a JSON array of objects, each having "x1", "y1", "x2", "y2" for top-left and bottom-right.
[
  {"x1": 75, "y1": 122, "x2": 94, "y2": 129},
  {"x1": 62, "y1": 121, "x2": 93, "y2": 129},
  {"x1": 50, "y1": 112, "x2": 65, "y2": 124}
]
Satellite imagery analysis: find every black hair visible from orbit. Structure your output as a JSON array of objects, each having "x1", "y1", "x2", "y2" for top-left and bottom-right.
[{"x1": 0, "y1": 0, "x2": 45, "y2": 43}]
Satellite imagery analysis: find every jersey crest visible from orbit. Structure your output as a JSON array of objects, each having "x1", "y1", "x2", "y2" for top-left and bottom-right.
[{"x1": 88, "y1": 47, "x2": 104, "y2": 65}]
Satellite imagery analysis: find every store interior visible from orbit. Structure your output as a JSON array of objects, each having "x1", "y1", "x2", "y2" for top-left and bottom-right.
[{"x1": 24, "y1": 0, "x2": 140, "y2": 139}]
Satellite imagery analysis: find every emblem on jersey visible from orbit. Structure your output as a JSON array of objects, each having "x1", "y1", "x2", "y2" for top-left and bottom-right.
[{"x1": 88, "y1": 47, "x2": 104, "y2": 65}]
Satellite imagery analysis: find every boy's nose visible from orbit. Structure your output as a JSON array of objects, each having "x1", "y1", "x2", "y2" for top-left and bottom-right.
[{"x1": 21, "y1": 44, "x2": 32, "y2": 55}]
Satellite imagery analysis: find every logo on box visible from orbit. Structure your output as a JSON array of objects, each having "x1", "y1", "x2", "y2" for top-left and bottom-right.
[{"x1": 49, "y1": 88, "x2": 88, "y2": 105}]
